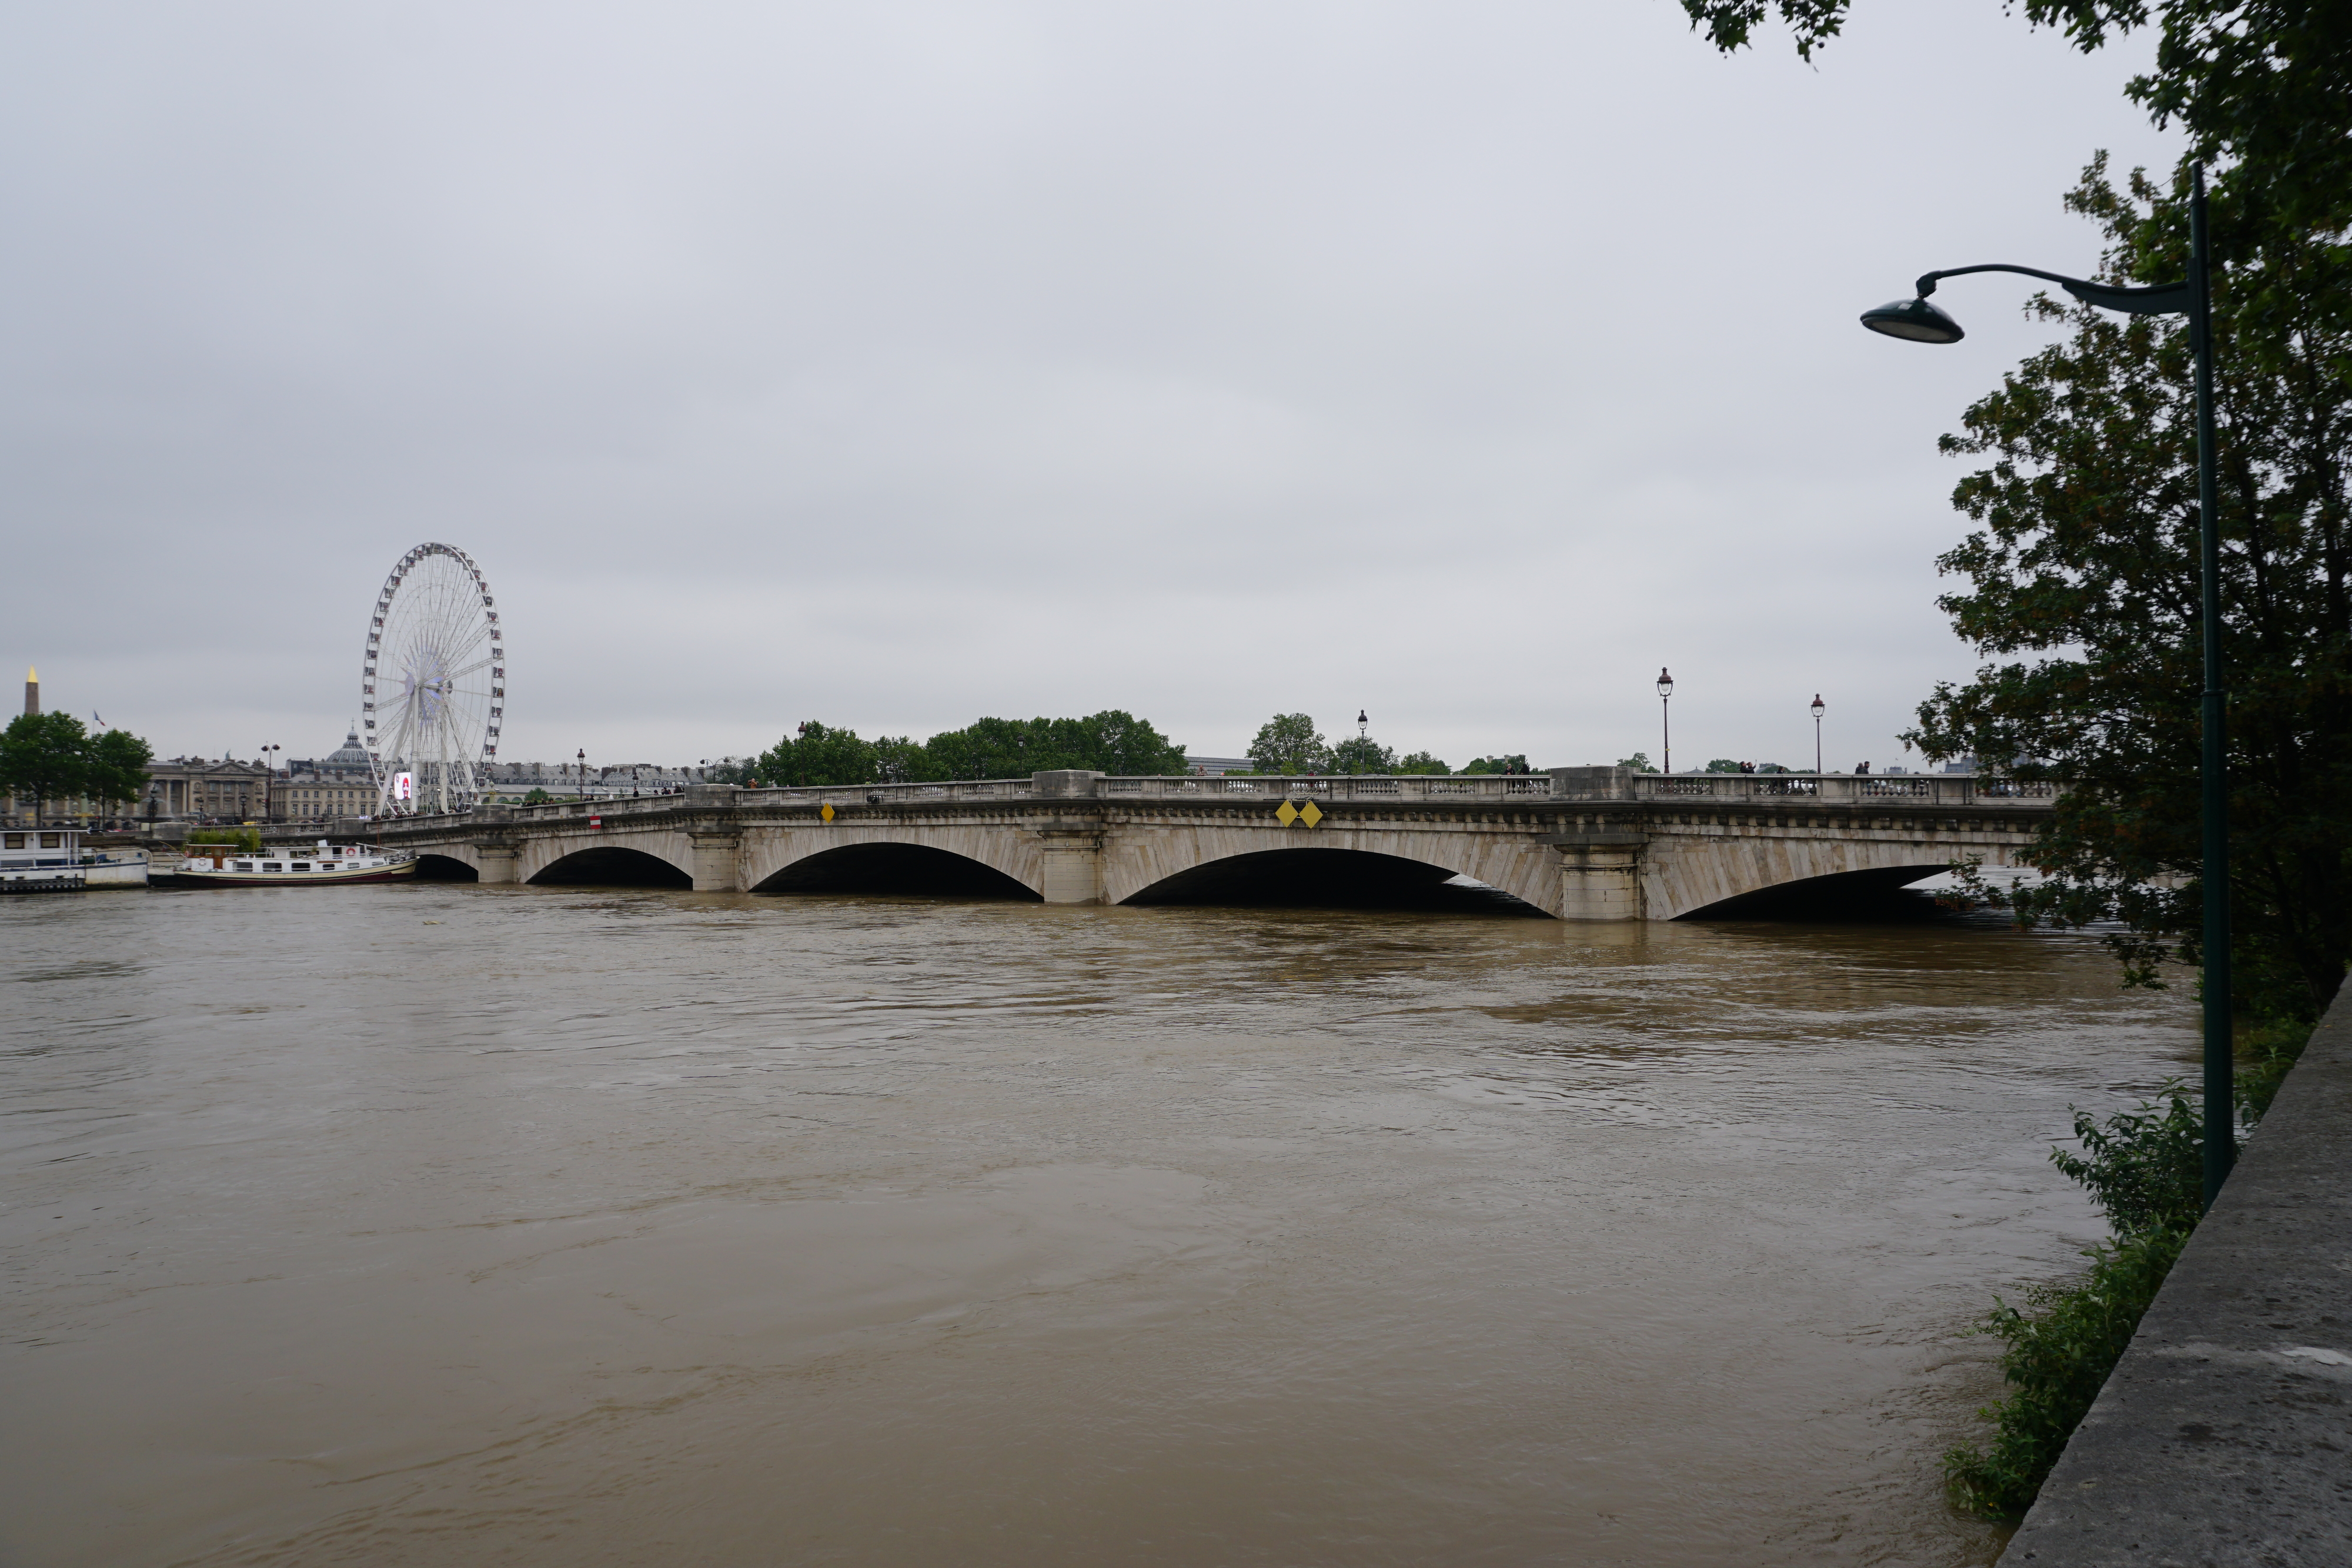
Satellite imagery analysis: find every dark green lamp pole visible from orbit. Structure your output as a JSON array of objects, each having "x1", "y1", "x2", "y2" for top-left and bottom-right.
[{"x1": 1862, "y1": 165, "x2": 2233, "y2": 1209}]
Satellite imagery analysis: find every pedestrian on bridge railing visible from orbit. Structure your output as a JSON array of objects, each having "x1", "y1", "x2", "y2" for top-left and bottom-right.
[{"x1": 1855, "y1": 761, "x2": 1871, "y2": 775}]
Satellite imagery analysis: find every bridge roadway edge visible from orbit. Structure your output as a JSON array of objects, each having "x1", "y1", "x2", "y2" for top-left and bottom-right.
[
  {"x1": 327, "y1": 777, "x2": 2048, "y2": 919},
  {"x1": 2004, "y1": 977, "x2": 2352, "y2": 1566}
]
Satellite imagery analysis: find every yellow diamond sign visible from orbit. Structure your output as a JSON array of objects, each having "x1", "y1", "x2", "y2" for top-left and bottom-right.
[
  {"x1": 820, "y1": 801, "x2": 836, "y2": 823},
  {"x1": 1298, "y1": 800, "x2": 1323, "y2": 827},
  {"x1": 1275, "y1": 800, "x2": 1298, "y2": 826}
]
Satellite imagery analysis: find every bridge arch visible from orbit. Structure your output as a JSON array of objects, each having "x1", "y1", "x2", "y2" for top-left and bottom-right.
[
  {"x1": 1104, "y1": 823, "x2": 1563, "y2": 913},
  {"x1": 1645, "y1": 834, "x2": 1976, "y2": 921},
  {"x1": 1675, "y1": 862, "x2": 1955, "y2": 919},
  {"x1": 753, "y1": 842, "x2": 1041, "y2": 899},
  {"x1": 413, "y1": 851, "x2": 480, "y2": 882},
  {"x1": 743, "y1": 827, "x2": 1046, "y2": 901},
  {"x1": 527, "y1": 844, "x2": 694, "y2": 888},
  {"x1": 1124, "y1": 845, "x2": 1544, "y2": 913}
]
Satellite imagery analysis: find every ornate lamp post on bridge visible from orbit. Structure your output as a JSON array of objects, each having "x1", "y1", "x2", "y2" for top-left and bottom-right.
[
  {"x1": 1861, "y1": 165, "x2": 2231, "y2": 1207},
  {"x1": 1656, "y1": 668, "x2": 1674, "y2": 775},
  {"x1": 1809, "y1": 695, "x2": 1824, "y2": 776}
]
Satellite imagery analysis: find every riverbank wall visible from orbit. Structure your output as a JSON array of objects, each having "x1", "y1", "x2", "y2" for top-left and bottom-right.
[{"x1": 2004, "y1": 981, "x2": 2352, "y2": 1564}]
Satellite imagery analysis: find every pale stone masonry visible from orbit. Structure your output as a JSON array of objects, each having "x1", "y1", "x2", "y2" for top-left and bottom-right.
[{"x1": 317, "y1": 767, "x2": 2057, "y2": 919}]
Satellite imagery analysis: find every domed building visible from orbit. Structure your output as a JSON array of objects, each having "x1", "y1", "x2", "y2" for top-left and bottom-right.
[{"x1": 275, "y1": 726, "x2": 379, "y2": 821}]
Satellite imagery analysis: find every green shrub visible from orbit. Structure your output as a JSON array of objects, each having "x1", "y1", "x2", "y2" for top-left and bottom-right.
[
  {"x1": 2236, "y1": 1015, "x2": 2316, "y2": 1122},
  {"x1": 1943, "y1": 1226, "x2": 2186, "y2": 1519},
  {"x1": 186, "y1": 827, "x2": 261, "y2": 852},
  {"x1": 1944, "y1": 1082, "x2": 2203, "y2": 1519},
  {"x1": 2049, "y1": 1085, "x2": 2204, "y2": 1238},
  {"x1": 1945, "y1": 1034, "x2": 2323, "y2": 1522}
]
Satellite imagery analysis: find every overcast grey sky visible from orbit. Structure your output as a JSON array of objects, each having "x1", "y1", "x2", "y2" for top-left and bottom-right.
[{"x1": 4, "y1": 1, "x2": 2178, "y2": 771}]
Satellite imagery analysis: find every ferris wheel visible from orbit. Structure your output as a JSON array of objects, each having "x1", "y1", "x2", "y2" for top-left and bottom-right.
[{"x1": 363, "y1": 543, "x2": 505, "y2": 816}]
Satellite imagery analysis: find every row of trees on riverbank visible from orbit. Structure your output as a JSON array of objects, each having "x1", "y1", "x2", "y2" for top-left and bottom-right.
[
  {"x1": 726, "y1": 712, "x2": 1190, "y2": 788},
  {"x1": 0, "y1": 713, "x2": 153, "y2": 820},
  {"x1": 717, "y1": 711, "x2": 1544, "y2": 787},
  {"x1": 1243, "y1": 713, "x2": 1530, "y2": 776}
]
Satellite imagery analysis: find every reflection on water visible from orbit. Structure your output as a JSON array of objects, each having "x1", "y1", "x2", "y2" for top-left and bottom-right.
[{"x1": 1, "y1": 885, "x2": 2193, "y2": 1567}]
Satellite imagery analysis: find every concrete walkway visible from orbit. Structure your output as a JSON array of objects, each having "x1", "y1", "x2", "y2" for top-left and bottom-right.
[{"x1": 2005, "y1": 983, "x2": 2352, "y2": 1564}]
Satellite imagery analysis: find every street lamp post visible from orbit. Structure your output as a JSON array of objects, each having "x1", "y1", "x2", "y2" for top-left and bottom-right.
[
  {"x1": 260, "y1": 744, "x2": 280, "y2": 821},
  {"x1": 1656, "y1": 668, "x2": 1674, "y2": 775},
  {"x1": 1862, "y1": 165, "x2": 2231, "y2": 1207},
  {"x1": 1810, "y1": 695, "x2": 1825, "y2": 776}
]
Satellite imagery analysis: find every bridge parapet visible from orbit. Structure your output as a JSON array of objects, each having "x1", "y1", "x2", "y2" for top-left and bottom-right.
[{"x1": 1630, "y1": 773, "x2": 2056, "y2": 807}]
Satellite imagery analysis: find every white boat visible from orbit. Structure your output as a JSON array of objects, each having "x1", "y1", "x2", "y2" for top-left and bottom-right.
[
  {"x1": 1, "y1": 828, "x2": 148, "y2": 892},
  {"x1": 174, "y1": 841, "x2": 416, "y2": 888}
]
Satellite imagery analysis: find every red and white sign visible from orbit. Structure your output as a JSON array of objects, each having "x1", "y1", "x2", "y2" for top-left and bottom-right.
[{"x1": 588, "y1": 815, "x2": 602, "y2": 831}]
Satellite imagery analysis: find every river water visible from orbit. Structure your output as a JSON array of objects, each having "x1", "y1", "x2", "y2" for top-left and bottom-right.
[{"x1": 2, "y1": 884, "x2": 2194, "y2": 1567}]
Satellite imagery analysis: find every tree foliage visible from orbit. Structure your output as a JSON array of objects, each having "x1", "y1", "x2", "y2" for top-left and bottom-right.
[
  {"x1": 753, "y1": 722, "x2": 879, "y2": 788},
  {"x1": 1395, "y1": 750, "x2": 1451, "y2": 775},
  {"x1": 2, "y1": 717, "x2": 158, "y2": 818},
  {"x1": 85, "y1": 728, "x2": 153, "y2": 811},
  {"x1": 1907, "y1": 155, "x2": 2352, "y2": 1021},
  {"x1": 1678, "y1": 0, "x2": 2352, "y2": 235},
  {"x1": 1328, "y1": 734, "x2": 1397, "y2": 774},
  {"x1": 1248, "y1": 713, "x2": 1331, "y2": 775},
  {"x1": 750, "y1": 711, "x2": 1189, "y2": 787},
  {"x1": 1, "y1": 713, "x2": 91, "y2": 817}
]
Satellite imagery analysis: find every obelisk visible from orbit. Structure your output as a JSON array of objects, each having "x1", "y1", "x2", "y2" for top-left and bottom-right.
[{"x1": 23, "y1": 666, "x2": 36, "y2": 717}]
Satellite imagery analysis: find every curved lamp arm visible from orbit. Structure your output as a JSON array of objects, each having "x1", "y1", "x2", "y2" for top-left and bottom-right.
[{"x1": 1916, "y1": 263, "x2": 2190, "y2": 317}]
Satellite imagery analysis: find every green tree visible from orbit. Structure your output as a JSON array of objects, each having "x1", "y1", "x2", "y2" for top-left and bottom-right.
[
  {"x1": 1461, "y1": 753, "x2": 1531, "y2": 775},
  {"x1": 85, "y1": 728, "x2": 153, "y2": 815},
  {"x1": 754, "y1": 721, "x2": 880, "y2": 787},
  {"x1": 1248, "y1": 713, "x2": 1331, "y2": 775},
  {"x1": 523, "y1": 787, "x2": 554, "y2": 804},
  {"x1": 0, "y1": 712, "x2": 91, "y2": 820},
  {"x1": 1395, "y1": 750, "x2": 1451, "y2": 775},
  {"x1": 1329, "y1": 734, "x2": 1397, "y2": 774},
  {"x1": 923, "y1": 717, "x2": 1055, "y2": 780},
  {"x1": 1906, "y1": 156, "x2": 2352, "y2": 1023},
  {"x1": 871, "y1": 735, "x2": 936, "y2": 784},
  {"x1": 1071, "y1": 710, "x2": 1188, "y2": 775},
  {"x1": 1703, "y1": 758, "x2": 1744, "y2": 774},
  {"x1": 1616, "y1": 752, "x2": 1655, "y2": 771}
]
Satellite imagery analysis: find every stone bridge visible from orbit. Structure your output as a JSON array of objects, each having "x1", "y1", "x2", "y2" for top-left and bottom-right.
[{"x1": 315, "y1": 767, "x2": 2059, "y2": 921}]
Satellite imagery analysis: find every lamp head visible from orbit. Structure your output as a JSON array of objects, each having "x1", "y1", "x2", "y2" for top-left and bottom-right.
[
  {"x1": 1656, "y1": 667, "x2": 1674, "y2": 699},
  {"x1": 1810, "y1": 694, "x2": 1825, "y2": 718},
  {"x1": 1861, "y1": 296, "x2": 1965, "y2": 344}
]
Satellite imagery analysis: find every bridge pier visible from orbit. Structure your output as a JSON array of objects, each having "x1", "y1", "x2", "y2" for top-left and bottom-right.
[
  {"x1": 1548, "y1": 831, "x2": 1645, "y2": 921},
  {"x1": 687, "y1": 829, "x2": 741, "y2": 892},
  {"x1": 1035, "y1": 826, "x2": 1104, "y2": 904},
  {"x1": 473, "y1": 841, "x2": 519, "y2": 884}
]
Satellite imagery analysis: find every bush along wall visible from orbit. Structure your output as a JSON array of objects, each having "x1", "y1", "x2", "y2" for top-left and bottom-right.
[{"x1": 1941, "y1": 1039, "x2": 2308, "y2": 1520}]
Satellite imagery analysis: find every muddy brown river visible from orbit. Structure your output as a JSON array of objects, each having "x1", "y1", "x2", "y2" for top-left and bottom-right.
[{"x1": 1, "y1": 883, "x2": 2194, "y2": 1566}]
